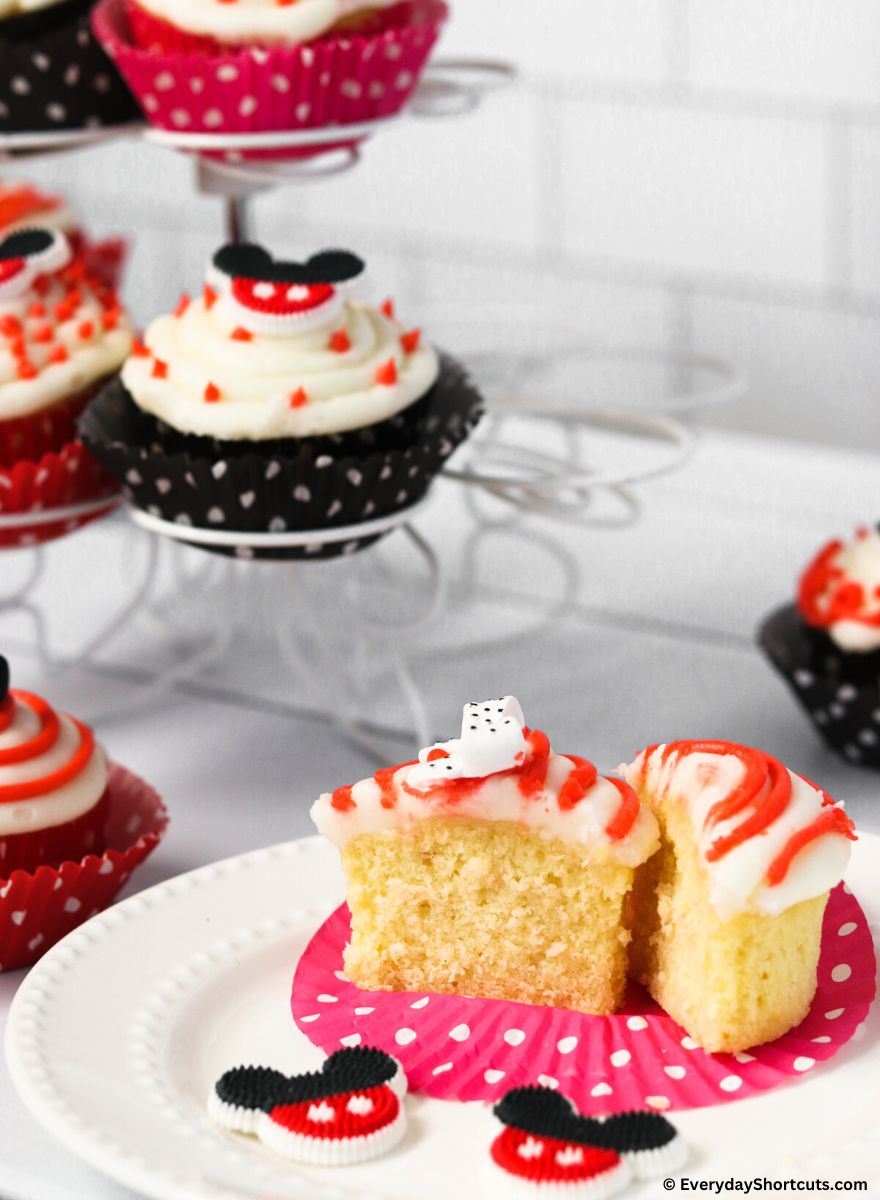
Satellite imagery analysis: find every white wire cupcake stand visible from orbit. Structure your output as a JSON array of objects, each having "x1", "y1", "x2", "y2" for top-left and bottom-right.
[{"x1": 0, "y1": 65, "x2": 747, "y2": 757}]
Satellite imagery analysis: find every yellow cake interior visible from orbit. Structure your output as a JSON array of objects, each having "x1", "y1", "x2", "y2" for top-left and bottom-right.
[
  {"x1": 628, "y1": 791, "x2": 828, "y2": 1054},
  {"x1": 342, "y1": 816, "x2": 636, "y2": 1015}
]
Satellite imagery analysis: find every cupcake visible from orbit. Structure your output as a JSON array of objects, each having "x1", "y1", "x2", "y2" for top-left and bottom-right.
[
  {"x1": 0, "y1": 226, "x2": 132, "y2": 526},
  {"x1": 0, "y1": 0, "x2": 141, "y2": 136},
  {"x1": 759, "y1": 525, "x2": 880, "y2": 767},
  {"x1": 80, "y1": 242, "x2": 483, "y2": 560},
  {"x1": 92, "y1": 0, "x2": 448, "y2": 161},
  {"x1": 0, "y1": 654, "x2": 110, "y2": 874}
]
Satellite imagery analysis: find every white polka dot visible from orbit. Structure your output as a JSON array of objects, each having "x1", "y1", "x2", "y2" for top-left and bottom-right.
[
  {"x1": 734, "y1": 1052, "x2": 756, "y2": 1064},
  {"x1": 825, "y1": 1008, "x2": 845, "y2": 1020},
  {"x1": 189, "y1": 77, "x2": 205, "y2": 94},
  {"x1": 484, "y1": 1069, "x2": 505, "y2": 1085},
  {"x1": 203, "y1": 108, "x2": 224, "y2": 128},
  {"x1": 812, "y1": 1036, "x2": 831, "y2": 1044},
  {"x1": 207, "y1": 507, "x2": 225, "y2": 524},
  {"x1": 590, "y1": 1082, "x2": 612, "y2": 1097},
  {"x1": 32, "y1": 52, "x2": 50, "y2": 70},
  {"x1": 301, "y1": 47, "x2": 315, "y2": 66},
  {"x1": 410, "y1": 996, "x2": 430, "y2": 1009},
  {"x1": 858, "y1": 729, "x2": 878, "y2": 746},
  {"x1": 64, "y1": 64, "x2": 80, "y2": 86},
  {"x1": 316, "y1": 993, "x2": 338, "y2": 1003},
  {"x1": 239, "y1": 95, "x2": 258, "y2": 117},
  {"x1": 385, "y1": 41, "x2": 403, "y2": 59},
  {"x1": 353, "y1": 1006, "x2": 374, "y2": 1015},
  {"x1": 27, "y1": 933, "x2": 44, "y2": 952},
  {"x1": 537, "y1": 1075, "x2": 558, "y2": 1089},
  {"x1": 557, "y1": 1036, "x2": 578, "y2": 1055},
  {"x1": 838, "y1": 922, "x2": 857, "y2": 937},
  {"x1": 680, "y1": 1036, "x2": 699, "y2": 1050},
  {"x1": 46, "y1": 104, "x2": 66, "y2": 123},
  {"x1": 239, "y1": 491, "x2": 256, "y2": 510},
  {"x1": 271, "y1": 74, "x2": 290, "y2": 93},
  {"x1": 142, "y1": 94, "x2": 159, "y2": 113},
  {"x1": 217, "y1": 65, "x2": 239, "y2": 82},
  {"x1": 645, "y1": 1095, "x2": 670, "y2": 1110},
  {"x1": 170, "y1": 108, "x2": 191, "y2": 127},
  {"x1": 154, "y1": 72, "x2": 175, "y2": 91},
  {"x1": 347, "y1": 469, "x2": 363, "y2": 486},
  {"x1": 63, "y1": 897, "x2": 81, "y2": 914},
  {"x1": 837, "y1": 684, "x2": 857, "y2": 701},
  {"x1": 829, "y1": 703, "x2": 846, "y2": 718},
  {"x1": 432, "y1": 1062, "x2": 452, "y2": 1075},
  {"x1": 719, "y1": 1075, "x2": 742, "y2": 1092},
  {"x1": 793, "y1": 1056, "x2": 815, "y2": 1072},
  {"x1": 94, "y1": 74, "x2": 110, "y2": 93},
  {"x1": 340, "y1": 79, "x2": 362, "y2": 99},
  {"x1": 98, "y1": 860, "x2": 114, "y2": 875},
  {"x1": 503, "y1": 1029, "x2": 526, "y2": 1046},
  {"x1": 831, "y1": 964, "x2": 852, "y2": 983},
  {"x1": 626, "y1": 1016, "x2": 648, "y2": 1031},
  {"x1": 11, "y1": 77, "x2": 31, "y2": 95},
  {"x1": 295, "y1": 101, "x2": 311, "y2": 121},
  {"x1": 11, "y1": 912, "x2": 25, "y2": 926},
  {"x1": 449, "y1": 1024, "x2": 470, "y2": 1042},
  {"x1": 664, "y1": 1065, "x2": 686, "y2": 1079},
  {"x1": 394, "y1": 1028, "x2": 416, "y2": 1046},
  {"x1": 339, "y1": 1033, "x2": 361, "y2": 1047},
  {"x1": 609, "y1": 1049, "x2": 631, "y2": 1068}
]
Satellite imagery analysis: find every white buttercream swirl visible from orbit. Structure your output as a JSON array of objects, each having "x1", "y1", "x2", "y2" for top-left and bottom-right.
[
  {"x1": 625, "y1": 745, "x2": 853, "y2": 920},
  {"x1": 798, "y1": 528, "x2": 880, "y2": 653},
  {"x1": 132, "y1": 0, "x2": 400, "y2": 45},
  {"x1": 0, "y1": 691, "x2": 108, "y2": 837},
  {"x1": 122, "y1": 294, "x2": 439, "y2": 440},
  {"x1": 0, "y1": 269, "x2": 133, "y2": 420}
]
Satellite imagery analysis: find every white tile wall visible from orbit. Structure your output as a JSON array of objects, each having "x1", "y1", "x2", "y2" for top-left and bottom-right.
[{"x1": 6, "y1": 0, "x2": 880, "y2": 449}]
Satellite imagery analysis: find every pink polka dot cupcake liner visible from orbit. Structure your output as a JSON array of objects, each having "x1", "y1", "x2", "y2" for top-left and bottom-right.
[
  {"x1": 0, "y1": 763, "x2": 168, "y2": 972},
  {"x1": 291, "y1": 884, "x2": 876, "y2": 1114},
  {"x1": 92, "y1": 0, "x2": 448, "y2": 162}
]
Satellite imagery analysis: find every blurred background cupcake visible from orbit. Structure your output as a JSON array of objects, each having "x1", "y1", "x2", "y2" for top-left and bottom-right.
[
  {"x1": 0, "y1": 0, "x2": 141, "y2": 136},
  {"x1": 0, "y1": 225, "x2": 133, "y2": 520},
  {"x1": 759, "y1": 525, "x2": 880, "y2": 769},
  {"x1": 92, "y1": 0, "x2": 448, "y2": 158},
  {"x1": 81, "y1": 241, "x2": 483, "y2": 559}
]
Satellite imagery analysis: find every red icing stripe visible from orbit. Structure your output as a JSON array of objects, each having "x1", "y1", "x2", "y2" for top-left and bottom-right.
[
  {"x1": 604, "y1": 777, "x2": 640, "y2": 841},
  {"x1": 766, "y1": 806, "x2": 858, "y2": 885},
  {"x1": 517, "y1": 729, "x2": 551, "y2": 798},
  {"x1": 0, "y1": 693, "x2": 95, "y2": 805},
  {"x1": 557, "y1": 755, "x2": 598, "y2": 811},
  {"x1": 331, "y1": 785, "x2": 355, "y2": 813},
  {"x1": 798, "y1": 537, "x2": 880, "y2": 630}
]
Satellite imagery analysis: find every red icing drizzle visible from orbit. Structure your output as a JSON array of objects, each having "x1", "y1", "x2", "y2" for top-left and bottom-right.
[
  {"x1": 0, "y1": 691, "x2": 96, "y2": 805},
  {"x1": 639, "y1": 741, "x2": 856, "y2": 884},
  {"x1": 798, "y1": 536, "x2": 880, "y2": 630},
  {"x1": 330, "y1": 785, "x2": 355, "y2": 813}
]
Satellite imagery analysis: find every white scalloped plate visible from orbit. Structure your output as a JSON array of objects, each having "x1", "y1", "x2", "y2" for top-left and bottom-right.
[{"x1": 6, "y1": 835, "x2": 880, "y2": 1200}]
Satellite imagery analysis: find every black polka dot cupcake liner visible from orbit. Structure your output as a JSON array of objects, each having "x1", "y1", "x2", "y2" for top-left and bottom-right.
[
  {"x1": 79, "y1": 352, "x2": 483, "y2": 561},
  {"x1": 758, "y1": 603, "x2": 880, "y2": 769},
  {"x1": 0, "y1": 0, "x2": 141, "y2": 135}
]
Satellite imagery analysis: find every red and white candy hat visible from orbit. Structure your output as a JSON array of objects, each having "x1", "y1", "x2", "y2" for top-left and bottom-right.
[
  {"x1": 0, "y1": 229, "x2": 71, "y2": 302},
  {"x1": 208, "y1": 244, "x2": 365, "y2": 338}
]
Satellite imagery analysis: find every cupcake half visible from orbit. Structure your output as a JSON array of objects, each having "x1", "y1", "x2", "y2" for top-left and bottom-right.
[
  {"x1": 80, "y1": 242, "x2": 483, "y2": 560},
  {"x1": 0, "y1": 0, "x2": 141, "y2": 136},
  {"x1": 0, "y1": 226, "x2": 132, "y2": 525},
  {"x1": 759, "y1": 524, "x2": 880, "y2": 767},
  {"x1": 92, "y1": 0, "x2": 448, "y2": 161}
]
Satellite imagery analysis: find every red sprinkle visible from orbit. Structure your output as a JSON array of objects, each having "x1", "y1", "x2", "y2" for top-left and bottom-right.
[
  {"x1": 290, "y1": 388, "x2": 308, "y2": 408},
  {"x1": 77, "y1": 320, "x2": 94, "y2": 340},
  {"x1": 174, "y1": 293, "x2": 191, "y2": 319},
  {"x1": 204, "y1": 382, "x2": 221, "y2": 403},
  {"x1": 0, "y1": 315, "x2": 22, "y2": 338},
  {"x1": 27, "y1": 302, "x2": 46, "y2": 320},
  {"x1": 374, "y1": 357, "x2": 398, "y2": 386},
  {"x1": 329, "y1": 329, "x2": 351, "y2": 353},
  {"x1": 203, "y1": 284, "x2": 218, "y2": 311},
  {"x1": 131, "y1": 339, "x2": 150, "y2": 358},
  {"x1": 151, "y1": 358, "x2": 168, "y2": 379},
  {"x1": 380, "y1": 298, "x2": 395, "y2": 319},
  {"x1": 32, "y1": 323, "x2": 53, "y2": 344},
  {"x1": 16, "y1": 360, "x2": 37, "y2": 380},
  {"x1": 426, "y1": 748, "x2": 449, "y2": 762},
  {"x1": 231, "y1": 326, "x2": 253, "y2": 342},
  {"x1": 48, "y1": 344, "x2": 69, "y2": 364},
  {"x1": 102, "y1": 309, "x2": 120, "y2": 332},
  {"x1": 400, "y1": 329, "x2": 421, "y2": 354}
]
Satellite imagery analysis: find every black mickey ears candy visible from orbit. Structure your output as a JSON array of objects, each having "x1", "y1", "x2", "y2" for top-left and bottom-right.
[
  {"x1": 211, "y1": 244, "x2": 365, "y2": 288},
  {"x1": 0, "y1": 656, "x2": 8, "y2": 704},
  {"x1": 0, "y1": 228, "x2": 71, "y2": 299},
  {"x1": 213, "y1": 1045, "x2": 405, "y2": 1114}
]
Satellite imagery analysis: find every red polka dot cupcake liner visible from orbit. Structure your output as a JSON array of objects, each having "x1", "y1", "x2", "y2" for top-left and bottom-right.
[
  {"x1": 0, "y1": 786, "x2": 111, "y2": 877},
  {"x1": 759, "y1": 604, "x2": 880, "y2": 770},
  {"x1": 291, "y1": 884, "x2": 876, "y2": 1114},
  {"x1": 0, "y1": 440, "x2": 117, "y2": 519},
  {"x1": 92, "y1": 0, "x2": 448, "y2": 162},
  {"x1": 0, "y1": 378, "x2": 110, "y2": 471},
  {"x1": 0, "y1": 763, "x2": 168, "y2": 972},
  {"x1": 0, "y1": 0, "x2": 142, "y2": 135}
]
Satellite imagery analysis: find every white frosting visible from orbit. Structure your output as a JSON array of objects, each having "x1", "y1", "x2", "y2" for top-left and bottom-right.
[
  {"x1": 0, "y1": 267, "x2": 133, "y2": 420},
  {"x1": 625, "y1": 746, "x2": 853, "y2": 920},
  {"x1": 0, "y1": 692, "x2": 108, "y2": 836},
  {"x1": 0, "y1": 0, "x2": 69, "y2": 16},
  {"x1": 132, "y1": 0, "x2": 400, "y2": 46},
  {"x1": 312, "y1": 698, "x2": 659, "y2": 867},
  {"x1": 122, "y1": 294, "x2": 438, "y2": 440},
  {"x1": 408, "y1": 697, "x2": 527, "y2": 790},
  {"x1": 799, "y1": 529, "x2": 880, "y2": 652}
]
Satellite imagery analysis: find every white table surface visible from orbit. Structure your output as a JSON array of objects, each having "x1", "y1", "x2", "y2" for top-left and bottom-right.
[{"x1": 1, "y1": 425, "x2": 879, "y2": 1200}]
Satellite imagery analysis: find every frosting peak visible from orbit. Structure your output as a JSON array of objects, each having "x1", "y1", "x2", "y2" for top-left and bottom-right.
[
  {"x1": 798, "y1": 526, "x2": 880, "y2": 652},
  {"x1": 312, "y1": 699, "x2": 659, "y2": 866},
  {"x1": 121, "y1": 243, "x2": 439, "y2": 440},
  {"x1": 625, "y1": 741, "x2": 856, "y2": 918}
]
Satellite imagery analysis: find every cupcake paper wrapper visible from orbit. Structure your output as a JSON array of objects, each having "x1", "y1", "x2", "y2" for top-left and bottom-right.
[
  {"x1": 0, "y1": 378, "x2": 109, "y2": 470},
  {"x1": 0, "y1": 441, "x2": 117, "y2": 517},
  {"x1": 0, "y1": 785, "x2": 110, "y2": 876},
  {"x1": 0, "y1": 762, "x2": 168, "y2": 972},
  {"x1": 93, "y1": 0, "x2": 447, "y2": 162},
  {"x1": 291, "y1": 884, "x2": 876, "y2": 1114},
  {"x1": 759, "y1": 604, "x2": 880, "y2": 769},
  {"x1": 0, "y1": 0, "x2": 141, "y2": 135},
  {"x1": 79, "y1": 353, "x2": 482, "y2": 560}
]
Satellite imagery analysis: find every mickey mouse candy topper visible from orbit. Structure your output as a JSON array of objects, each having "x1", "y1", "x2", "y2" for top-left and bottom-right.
[
  {"x1": 207, "y1": 1046, "x2": 407, "y2": 1166},
  {"x1": 0, "y1": 655, "x2": 9, "y2": 706},
  {"x1": 0, "y1": 229, "x2": 71, "y2": 303},
  {"x1": 489, "y1": 1086, "x2": 687, "y2": 1197},
  {"x1": 207, "y1": 244, "x2": 366, "y2": 339}
]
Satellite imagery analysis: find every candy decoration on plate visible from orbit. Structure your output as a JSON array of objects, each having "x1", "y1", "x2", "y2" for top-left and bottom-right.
[
  {"x1": 208, "y1": 1046, "x2": 407, "y2": 1165},
  {"x1": 487, "y1": 1086, "x2": 686, "y2": 1196}
]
